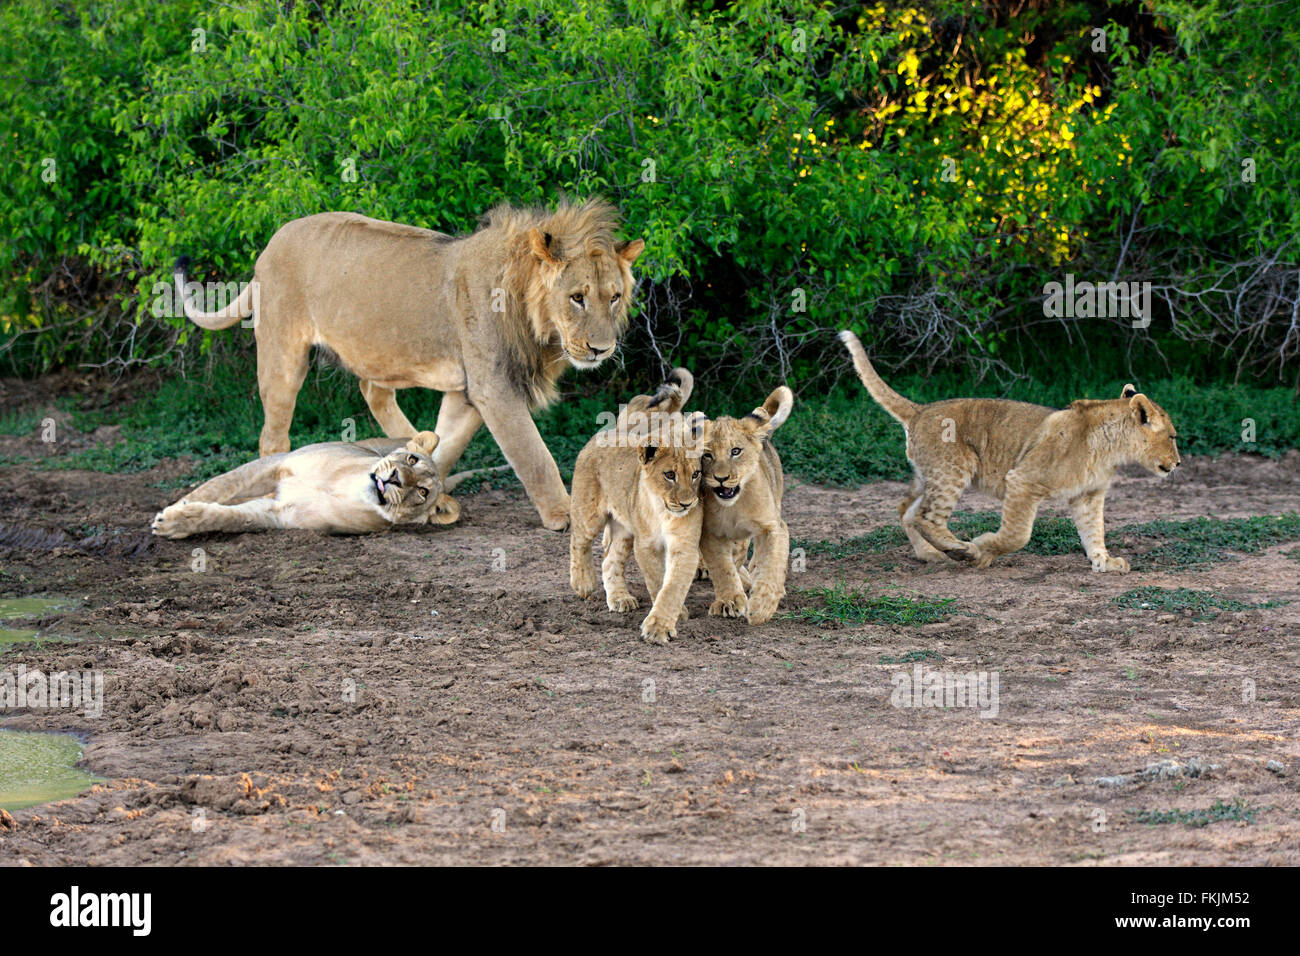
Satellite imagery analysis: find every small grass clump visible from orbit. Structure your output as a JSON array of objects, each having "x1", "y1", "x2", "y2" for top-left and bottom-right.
[
  {"x1": 1111, "y1": 586, "x2": 1283, "y2": 621},
  {"x1": 1120, "y1": 514, "x2": 1300, "y2": 569},
  {"x1": 878, "y1": 649, "x2": 944, "y2": 664},
  {"x1": 1132, "y1": 800, "x2": 1258, "y2": 827},
  {"x1": 796, "y1": 583, "x2": 955, "y2": 628}
]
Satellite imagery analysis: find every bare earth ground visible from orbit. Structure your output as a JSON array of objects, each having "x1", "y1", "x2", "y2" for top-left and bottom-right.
[{"x1": 0, "y1": 404, "x2": 1298, "y2": 865}]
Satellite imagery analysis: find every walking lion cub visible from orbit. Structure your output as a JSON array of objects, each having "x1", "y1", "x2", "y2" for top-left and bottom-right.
[
  {"x1": 838, "y1": 330, "x2": 1180, "y2": 572},
  {"x1": 569, "y1": 370, "x2": 706, "y2": 644},
  {"x1": 699, "y1": 387, "x2": 794, "y2": 625}
]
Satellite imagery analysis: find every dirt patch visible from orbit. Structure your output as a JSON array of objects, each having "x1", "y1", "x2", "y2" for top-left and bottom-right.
[{"x1": 0, "y1": 446, "x2": 1297, "y2": 865}]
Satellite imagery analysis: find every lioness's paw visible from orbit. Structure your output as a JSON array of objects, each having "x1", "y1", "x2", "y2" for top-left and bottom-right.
[
  {"x1": 1093, "y1": 554, "x2": 1130, "y2": 574},
  {"x1": 429, "y1": 493, "x2": 460, "y2": 525},
  {"x1": 607, "y1": 593, "x2": 639, "y2": 612},
  {"x1": 709, "y1": 595, "x2": 747, "y2": 618},
  {"x1": 640, "y1": 610, "x2": 677, "y2": 644},
  {"x1": 151, "y1": 507, "x2": 190, "y2": 540}
]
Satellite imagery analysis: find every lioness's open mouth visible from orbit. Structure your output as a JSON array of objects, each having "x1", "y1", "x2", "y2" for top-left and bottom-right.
[
  {"x1": 372, "y1": 469, "x2": 401, "y2": 504},
  {"x1": 713, "y1": 483, "x2": 740, "y2": 501}
]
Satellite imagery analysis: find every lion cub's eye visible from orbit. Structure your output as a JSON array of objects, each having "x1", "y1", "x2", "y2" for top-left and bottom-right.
[
  {"x1": 664, "y1": 471, "x2": 676, "y2": 481},
  {"x1": 730, "y1": 447, "x2": 742, "y2": 457},
  {"x1": 417, "y1": 487, "x2": 429, "y2": 499},
  {"x1": 692, "y1": 470, "x2": 700, "y2": 479},
  {"x1": 407, "y1": 455, "x2": 419, "y2": 465},
  {"x1": 570, "y1": 293, "x2": 585, "y2": 306},
  {"x1": 611, "y1": 292, "x2": 621, "y2": 304}
]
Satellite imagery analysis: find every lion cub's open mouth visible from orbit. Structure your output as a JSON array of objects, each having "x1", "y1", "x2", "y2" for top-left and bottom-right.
[
  {"x1": 372, "y1": 469, "x2": 401, "y2": 504},
  {"x1": 712, "y1": 483, "x2": 741, "y2": 501}
]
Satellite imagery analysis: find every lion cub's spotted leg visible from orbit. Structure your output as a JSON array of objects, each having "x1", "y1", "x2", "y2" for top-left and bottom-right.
[
  {"x1": 152, "y1": 499, "x2": 286, "y2": 539},
  {"x1": 702, "y1": 535, "x2": 747, "y2": 619},
  {"x1": 899, "y1": 474, "x2": 948, "y2": 563},
  {"x1": 634, "y1": 540, "x2": 695, "y2": 644},
  {"x1": 1069, "y1": 489, "x2": 1129, "y2": 573},
  {"x1": 967, "y1": 475, "x2": 1043, "y2": 569},
  {"x1": 568, "y1": 525, "x2": 601, "y2": 601},
  {"x1": 601, "y1": 524, "x2": 639, "y2": 612},
  {"x1": 907, "y1": 465, "x2": 973, "y2": 560},
  {"x1": 567, "y1": 471, "x2": 602, "y2": 600},
  {"x1": 745, "y1": 521, "x2": 790, "y2": 625},
  {"x1": 360, "y1": 380, "x2": 419, "y2": 439}
]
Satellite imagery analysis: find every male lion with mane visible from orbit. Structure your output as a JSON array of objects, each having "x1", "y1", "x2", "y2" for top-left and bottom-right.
[
  {"x1": 173, "y1": 199, "x2": 645, "y2": 530},
  {"x1": 838, "y1": 330, "x2": 1181, "y2": 572}
]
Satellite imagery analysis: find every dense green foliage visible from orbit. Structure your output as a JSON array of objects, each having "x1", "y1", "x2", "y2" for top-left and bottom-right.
[{"x1": 2, "y1": 0, "x2": 1297, "y2": 388}]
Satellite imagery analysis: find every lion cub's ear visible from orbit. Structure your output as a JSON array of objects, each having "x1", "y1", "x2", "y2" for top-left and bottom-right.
[
  {"x1": 1129, "y1": 393, "x2": 1156, "y2": 426},
  {"x1": 616, "y1": 239, "x2": 646, "y2": 264},
  {"x1": 408, "y1": 431, "x2": 440, "y2": 456},
  {"x1": 1121, "y1": 383, "x2": 1138, "y2": 399},
  {"x1": 743, "y1": 386, "x2": 794, "y2": 439}
]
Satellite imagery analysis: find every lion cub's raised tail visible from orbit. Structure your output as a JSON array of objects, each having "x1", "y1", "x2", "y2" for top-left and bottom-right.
[
  {"x1": 837, "y1": 330, "x2": 918, "y2": 425},
  {"x1": 620, "y1": 367, "x2": 694, "y2": 420}
]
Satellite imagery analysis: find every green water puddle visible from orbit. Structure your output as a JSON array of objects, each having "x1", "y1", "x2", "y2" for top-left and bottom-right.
[
  {"x1": 0, "y1": 596, "x2": 80, "y2": 621},
  {"x1": 0, "y1": 596, "x2": 80, "y2": 646},
  {"x1": 0, "y1": 729, "x2": 101, "y2": 811}
]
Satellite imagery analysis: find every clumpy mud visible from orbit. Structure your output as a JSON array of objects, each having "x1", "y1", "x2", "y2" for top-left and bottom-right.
[{"x1": 0, "y1": 416, "x2": 1297, "y2": 864}]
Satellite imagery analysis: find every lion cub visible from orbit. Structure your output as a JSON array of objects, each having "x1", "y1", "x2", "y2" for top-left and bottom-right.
[
  {"x1": 151, "y1": 432, "x2": 459, "y2": 538},
  {"x1": 569, "y1": 371, "x2": 706, "y2": 644},
  {"x1": 699, "y1": 387, "x2": 794, "y2": 625},
  {"x1": 839, "y1": 330, "x2": 1181, "y2": 572}
]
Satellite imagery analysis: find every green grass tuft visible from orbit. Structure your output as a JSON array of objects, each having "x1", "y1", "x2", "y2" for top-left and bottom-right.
[
  {"x1": 1119, "y1": 514, "x2": 1300, "y2": 569},
  {"x1": 878, "y1": 649, "x2": 944, "y2": 664},
  {"x1": 1132, "y1": 800, "x2": 1258, "y2": 827},
  {"x1": 1111, "y1": 586, "x2": 1284, "y2": 621},
  {"x1": 796, "y1": 583, "x2": 955, "y2": 628}
]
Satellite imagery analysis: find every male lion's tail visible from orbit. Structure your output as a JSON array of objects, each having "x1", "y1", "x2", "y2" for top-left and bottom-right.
[
  {"x1": 172, "y1": 256, "x2": 255, "y2": 330},
  {"x1": 837, "y1": 330, "x2": 918, "y2": 425}
]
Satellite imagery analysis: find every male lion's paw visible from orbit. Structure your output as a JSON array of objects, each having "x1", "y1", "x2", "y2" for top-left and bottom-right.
[
  {"x1": 1093, "y1": 554, "x2": 1130, "y2": 574},
  {"x1": 640, "y1": 610, "x2": 678, "y2": 644},
  {"x1": 607, "y1": 593, "x2": 639, "y2": 612},
  {"x1": 709, "y1": 595, "x2": 747, "y2": 618},
  {"x1": 570, "y1": 564, "x2": 599, "y2": 599},
  {"x1": 540, "y1": 497, "x2": 571, "y2": 533}
]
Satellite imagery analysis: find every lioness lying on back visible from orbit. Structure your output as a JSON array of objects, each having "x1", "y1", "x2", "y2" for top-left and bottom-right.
[
  {"x1": 838, "y1": 330, "x2": 1181, "y2": 571},
  {"x1": 569, "y1": 370, "x2": 705, "y2": 644},
  {"x1": 151, "y1": 433, "x2": 460, "y2": 538}
]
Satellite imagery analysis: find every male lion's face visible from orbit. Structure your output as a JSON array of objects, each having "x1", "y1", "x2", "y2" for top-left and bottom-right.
[
  {"x1": 371, "y1": 432, "x2": 458, "y2": 524},
  {"x1": 1122, "y1": 385, "x2": 1181, "y2": 477},
  {"x1": 530, "y1": 230, "x2": 644, "y2": 369}
]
